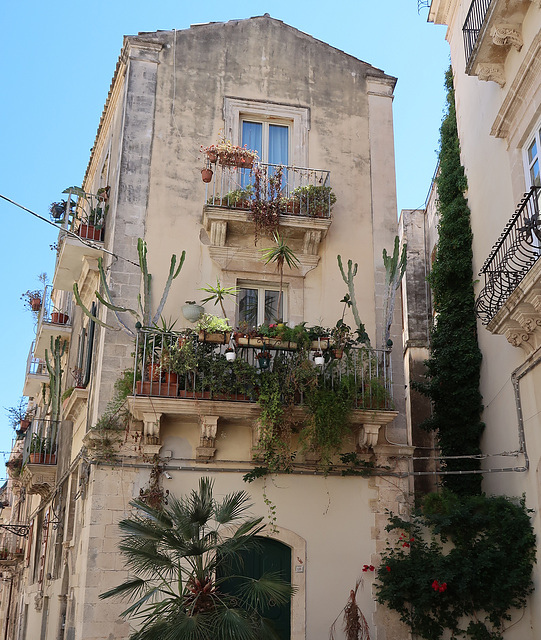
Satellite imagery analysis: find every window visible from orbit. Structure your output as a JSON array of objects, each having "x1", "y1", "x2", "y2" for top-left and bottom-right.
[
  {"x1": 525, "y1": 124, "x2": 541, "y2": 188},
  {"x1": 242, "y1": 120, "x2": 289, "y2": 166},
  {"x1": 238, "y1": 284, "x2": 284, "y2": 327}
]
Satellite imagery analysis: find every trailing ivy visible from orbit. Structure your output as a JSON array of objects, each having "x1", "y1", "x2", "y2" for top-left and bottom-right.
[
  {"x1": 376, "y1": 492, "x2": 536, "y2": 640},
  {"x1": 414, "y1": 68, "x2": 484, "y2": 496}
]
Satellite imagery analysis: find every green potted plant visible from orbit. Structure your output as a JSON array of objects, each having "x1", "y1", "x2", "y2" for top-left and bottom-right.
[
  {"x1": 195, "y1": 314, "x2": 233, "y2": 344},
  {"x1": 292, "y1": 184, "x2": 336, "y2": 217},
  {"x1": 200, "y1": 279, "x2": 239, "y2": 318},
  {"x1": 255, "y1": 350, "x2": 272, "y2": 370},
  {"x1": 260, "y1": 233, "x2": 300, "y2": 322},
  {"x1": 201, "y1": 136, "x2": 258, "y2": 168}
]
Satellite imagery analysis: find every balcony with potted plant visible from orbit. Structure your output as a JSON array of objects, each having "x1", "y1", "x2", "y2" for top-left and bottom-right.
[
  {"x1": 201, "y1": 145, "x2": 335, "y2": 262},
  {"x1": 129, "y1": 321, "x2": 397, "y2": 467},
  {"x1": 34, "y1": 284, "x2": 72, "y2": 358},
  {"x1": 20, "y1": 419, "x2": 58, "y2": 497},
  {"x1": 51, "y1": 186, "x2": 109, "y2": 291},
  {"x1": 23, "y1": 341, "x2": 49, "y2": 396}
]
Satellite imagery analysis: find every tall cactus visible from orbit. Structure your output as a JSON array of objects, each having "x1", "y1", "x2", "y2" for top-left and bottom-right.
[
  {"x1": 337, "y1": 255, "x2": 370, "y2": 345},
  {"x1": 382, "y1": 236, "x2": 407, "y2": 349},
  {"x1": 73, "y1": 238, "x2": 186, "y2": 337},
  {"x1": 45, "y1": 336, "x2": 68, "y2": 450}
]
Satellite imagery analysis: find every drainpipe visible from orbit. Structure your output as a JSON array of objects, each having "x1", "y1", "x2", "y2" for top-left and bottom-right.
[{"x1": 3, "y1": 576, "x2": 13, "y2": 640}]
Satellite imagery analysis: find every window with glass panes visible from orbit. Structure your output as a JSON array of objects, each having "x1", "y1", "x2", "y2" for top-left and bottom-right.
[
  {"x1": 238, "y1": 285, "x2": 284, "y2": 328},
  {"x1": 526, "y1": 126, "x2": 541, "y2": 187}
]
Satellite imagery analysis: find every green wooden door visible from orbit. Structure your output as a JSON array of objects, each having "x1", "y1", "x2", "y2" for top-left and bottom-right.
[{"x1": 218, "y1": 536, "x2": 291, "y2": 640}]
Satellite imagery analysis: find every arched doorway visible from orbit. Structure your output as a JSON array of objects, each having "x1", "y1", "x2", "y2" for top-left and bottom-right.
[{"x1": 218, "y1": 536, "x2": 292, "y2": 640}]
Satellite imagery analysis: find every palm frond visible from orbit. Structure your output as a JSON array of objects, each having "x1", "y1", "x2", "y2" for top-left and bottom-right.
[
  {"x1": 234, "y1": 572, "x2": 296, "y2": 611},
  {"x1": 214, "y1": 489, "x2": 254, "y2": 524}
]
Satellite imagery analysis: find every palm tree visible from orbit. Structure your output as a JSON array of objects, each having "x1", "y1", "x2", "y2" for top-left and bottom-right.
[
  {"x1": 260, "y1": 233, "x2": 300, "y2": 322},
  {"x1": 200, "y1": 278, "x2": 239, "y2": 318},
  {"x1": 100, "y1": 477, "x2": 294, "y2": 640}
]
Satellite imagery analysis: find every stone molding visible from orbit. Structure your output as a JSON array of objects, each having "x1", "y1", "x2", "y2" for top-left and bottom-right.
[
  {"x1": 490, "y1": 24, "x2": 523, "y2": 50},
  {"x1": 475, "y1": 62, "x2": 506, "y2": 86}
]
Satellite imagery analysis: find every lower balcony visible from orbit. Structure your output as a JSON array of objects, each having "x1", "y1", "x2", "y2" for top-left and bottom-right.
[
  {"x1": 21, "y1": 419, "x2": 58, "y2": 498},
  {"x1": 128, "y1": 328, "x2": 397, "y2": 461},
  {"x1": 476, "y1": 187, "x2": 541, "y2": 350}
]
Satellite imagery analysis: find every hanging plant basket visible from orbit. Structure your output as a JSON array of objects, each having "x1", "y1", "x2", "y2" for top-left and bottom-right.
[{"x1": 201, "y1": 168, "x2": 213, "y2": 183}]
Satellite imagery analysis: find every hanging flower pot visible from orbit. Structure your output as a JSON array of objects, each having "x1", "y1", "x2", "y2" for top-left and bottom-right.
[
  {"x1": 182, "y1": 302, "x2": 205, "y2": 323},
  {"x1": 30, "y1": 297, "x2": 42, "y2": 312},
  {"x1": 201, "y1": 168, "x2": 213, "y2": 183},
  {"x1": 256, "y1": 351, "x2": 272, "y2": 370},
  {"x1": 314, "y1": 352, "x2": 325, "y2": 366},
  {"x1": 225, "y1": 349, "x2": 236, "y2": 362}
]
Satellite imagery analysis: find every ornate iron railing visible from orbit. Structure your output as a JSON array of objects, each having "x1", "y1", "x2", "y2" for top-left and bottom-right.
[
  {"x1": 133, "y1": 329, "x2": 393, "y2": 410},
  {"x1": 204, "y1": 162, "x2": 334, "y2": 219},
  {"x1": 463, "y1": 0, "x2": 492, "y2": 66},
  {"x1": 476, "y1": 187, "x2": 541, "y2": 324}
]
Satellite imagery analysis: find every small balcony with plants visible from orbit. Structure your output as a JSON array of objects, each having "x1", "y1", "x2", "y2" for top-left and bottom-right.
[
  {"x1": 201, "y1": 142, "x2": 335, "y2": 254},
  {"x1": 20, "y1": 419, "x2": 59, "y2": 496},
  {"x1": 462, "y1": 0, "x2": 531, "y2": 81},
  {"x1": 475, "y1": 186, "x2": 541, "y2": 349},
  {"x1": 23, "y1": 341, "x2": 49, "y2": 397},
  {"x1": 34, "y1": 284, "x2": 72, "y2": 358},
  {"x1": 50, "y1": 186, "x2": 109, "y2": 291}
]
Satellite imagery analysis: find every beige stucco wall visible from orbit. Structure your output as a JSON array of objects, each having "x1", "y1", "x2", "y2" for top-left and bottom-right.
[{"x1": 429, "y1": 2, "x2": 541, "y2": 637}]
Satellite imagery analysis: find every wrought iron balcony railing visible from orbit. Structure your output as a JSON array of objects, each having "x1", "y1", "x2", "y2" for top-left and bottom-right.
[
  {"x1": 25, "y1": 341, "x2": 47, "y2": 377},
  {"x1": 38, "y1": 284, "x2": 73, "y2": 328},
  {"x1": 133, "y1": 329, "x2": 393, "y2": 410},
  {"x1": 476, "y1": 186, "x2": 541, "y2": 324},
  {"x1": 22, "y1": 419, "x2": 59, "y2": 466},
  {"x1": 204, "y1": 162, "x2": 334, "y2": 220},
  {"x1": 463, "y1": 0, "x2": 492, "y2": 66}
]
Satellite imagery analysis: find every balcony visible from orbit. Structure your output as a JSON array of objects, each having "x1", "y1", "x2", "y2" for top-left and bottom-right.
[
  {"x1": 34, "y1": 284, "x2": 72, "y2": 358},
  {"x1": 51, "y1": 187, "x2": 106, "y2": 291},
  {"x1": 202, "y1": 163, "x2": 333, "y2": 263},
  {"x1": 463, "y1": 0, "x2": 532, "y2": 84},
  {"x1": 476, "y1": 187, "x2": 541, "y2": 349},
  {"x1": 129, "y1": 328, "x2": 397, "y2": 457},
  {"x1": 22, "y1": 341, "x2": 49, "y2": 397},
  {"x1": 20, "y1": 419, "x2": 58, "y2": 498}
]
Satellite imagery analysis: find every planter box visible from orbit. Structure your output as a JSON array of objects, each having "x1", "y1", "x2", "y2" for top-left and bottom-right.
[
  {"x1": 198, "y1": 331, "x2": 231, "y2": 344},
  {"x1": 311, "y1": 338, "x2": 330, "y2": 350},
  {"x1": 50, "y1": 312, "x2": 69, "y2": 325},
  {"x1": 136, "y1": 381, "x2": 178, "y2": 397},
  {"x1": 29, "y1": 453, "x2": 56, "y2": 465},
  {"x1": 235, "y1": 335, "x2": 265, "y2": 348}
]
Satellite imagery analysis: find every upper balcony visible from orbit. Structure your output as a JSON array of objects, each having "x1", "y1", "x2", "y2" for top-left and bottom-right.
[
  {"x1": 202, "y1": 162, "x2": 334, "y2": 264},
  {"x1": 22, "y1": 341, "x2": 49, "y2": 397},
  {"x1": 34, "y1": 284, "x2": 72, "y2": 358},
  {"x1": 51, "y1": 187, "x2": 107, "y2": 291},
  {"x1": 475, "y1": 186, "x2": 541, "y2": 349},
  {"x1": 463, "y1": 0, "x2": 532, "y2": 84}
]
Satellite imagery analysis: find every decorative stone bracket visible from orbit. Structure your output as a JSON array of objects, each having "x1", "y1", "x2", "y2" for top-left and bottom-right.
[
  {"x1": 490, "y1": 24, "x2": 523, "y2": 51},
  {"x1": 196, "y1": 415, "x2": 219, "y2": 461},
  {"x1": 358, "y1": 424, "x2": 382, "y2": 449},
  {"x1": 141, "y1": 412, "x2": 162, "y2": 444}
]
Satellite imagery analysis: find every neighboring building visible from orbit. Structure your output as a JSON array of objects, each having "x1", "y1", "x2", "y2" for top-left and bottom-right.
[
  {"x1": 426, "y1": 1, "x2": 541, "y2": 637},
  {"x1": 0, "y1": 17, "x2": 412, "y2": 640}
]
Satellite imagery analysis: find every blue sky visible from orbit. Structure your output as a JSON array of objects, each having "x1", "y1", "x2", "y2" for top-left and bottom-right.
[{"x1": 0, "y1": 1, "x2": 449, "y2": 469}]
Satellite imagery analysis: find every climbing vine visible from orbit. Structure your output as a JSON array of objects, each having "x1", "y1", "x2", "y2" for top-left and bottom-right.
[{"x1": 414, "y1": 67, "x2": 484, "y2": 496}]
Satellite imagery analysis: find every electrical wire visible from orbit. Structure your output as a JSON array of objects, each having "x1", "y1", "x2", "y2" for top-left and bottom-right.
[{"x1": 0, "y1": 193, "x2": 139, "y2": 267}]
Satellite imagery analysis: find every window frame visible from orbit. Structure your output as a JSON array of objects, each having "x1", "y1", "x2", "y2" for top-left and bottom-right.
[
  {"x1": 523, "y1": 120, "x2": 541, "y2": 188},
  {"x1": 237, "y1": 281, "x2": 287, "y2": 327},
  {"x1": 223, "y1": 98, "x2": 310, "y2": 168}
]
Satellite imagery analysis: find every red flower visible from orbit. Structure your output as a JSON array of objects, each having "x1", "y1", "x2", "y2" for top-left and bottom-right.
[
  {"x1": 362, "y1": 564, "x2": 369, "y2": 572},
  {"x1": 402, "y1": 542, "x2": 410, "y2": 548},
  {"x1": 410, "y1": 537, "x2": 415, "y2": 542},
  {"x1": 386, "y1": 566, "x2": 391, "y2": 572},
  {"x1": 369, "y1": 565, "x2": 375, "y2": 571},
  {"x1": 439, "y1": 582, "x2": 447, "y2": 593},
  {"x1": 432, "y1": 580, "x2": 440, "y2": 591}
]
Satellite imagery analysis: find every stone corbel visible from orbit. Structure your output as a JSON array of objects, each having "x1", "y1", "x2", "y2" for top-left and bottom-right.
[
  {"x1": 141, "y1": 412, "x2": 162, "y2": 444},
  {"x1": 196, "y1": 415, "x2": 219, "y2": 461},
  {"x1": 504, "y1": 327, "x2": 535, "y2": 353},
  {"x1": 358, "y1": 424, "x2": 382, "y2": 449},
  {"x1": 303, "y1": 230, "x2": 322, "y2": 255},
  {"x1": 490, "y1": 24, "x2": 523, "y2": 51},
  {"x1": 475, "y1": 63, "x2": 506, "y2": 87},
  {"x1": 209, "y1": 220, "x2": 227, "y2": 246}
]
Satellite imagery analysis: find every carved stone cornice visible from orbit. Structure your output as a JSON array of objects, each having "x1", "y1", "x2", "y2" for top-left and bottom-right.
[{"x1": 63, "y1": 387, "x2": 89, "y2": 422}]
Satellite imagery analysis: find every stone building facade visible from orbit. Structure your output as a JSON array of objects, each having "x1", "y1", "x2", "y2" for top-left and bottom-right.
[{"x1": 0, "y1": 17, "x2": 412, "y2": 640}]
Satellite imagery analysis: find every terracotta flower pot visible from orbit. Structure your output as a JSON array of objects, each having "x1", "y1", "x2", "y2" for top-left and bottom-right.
[
  {"x1": 201, "y1": 168, "x2": 213, "y2": 183},
  {"x1": 30, "y1": 297, "x2": 41, "y2": 311}
]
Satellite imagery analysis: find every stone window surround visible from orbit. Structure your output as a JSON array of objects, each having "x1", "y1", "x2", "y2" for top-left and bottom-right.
[{"x1": 223, "y1": 97, "x2": 310, "y2": 168}]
